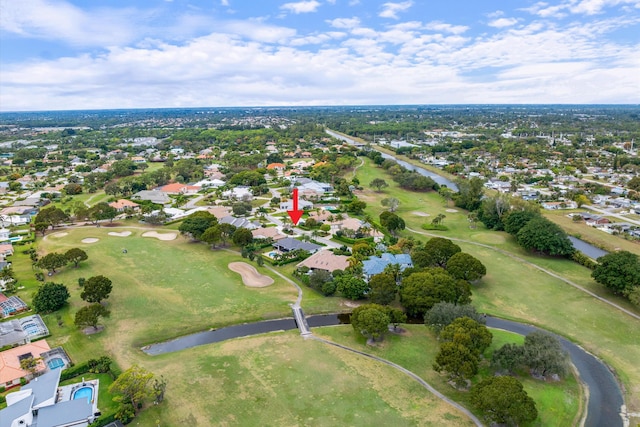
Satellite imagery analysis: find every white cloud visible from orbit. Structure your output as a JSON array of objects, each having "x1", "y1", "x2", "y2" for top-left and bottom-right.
[
  {"x1": 425, "y1": 21, "x2": 470, "y2": 34},
  {"x1": 379, "y1": 1, "x2": 413, "y2": 19},
  {"x1": 523, "y1": 0, "x2": 640, "y2": 17},
  {"x1": 488, "y1": 17, "x2": 519, "y2": 28},
  {"x1": 280, "y1": 1, "x2": 321, "y2": 14},
  {"x1": 221, "y1": 0, "x2": 230, "y2": 5},
  {"x1": 327, "y1": 17, "x2": 361, "y2": 29}
]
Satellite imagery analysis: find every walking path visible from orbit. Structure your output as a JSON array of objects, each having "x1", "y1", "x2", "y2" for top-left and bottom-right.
[{"x1": 406, "y1": 227, "x2": 640, "y2": 322}]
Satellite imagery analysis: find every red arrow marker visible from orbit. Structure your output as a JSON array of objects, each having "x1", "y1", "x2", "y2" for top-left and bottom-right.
[{"x1": 287, "y1": 187, "x2": 303, "y2": 226}]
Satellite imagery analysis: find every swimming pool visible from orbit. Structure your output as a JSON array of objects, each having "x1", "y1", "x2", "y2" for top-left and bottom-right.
[
  {"x1": 47, "y1": 358, "x2": 65, "y2": 370},
  {"x1": 72, "y1": 386, "x2": 93, "y2": 403}
]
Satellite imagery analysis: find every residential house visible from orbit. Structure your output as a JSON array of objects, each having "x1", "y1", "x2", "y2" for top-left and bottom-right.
[
  {"x1": 159, "y1": 183, "x2": 200, "y2": 195},
  {"x1": 541, "y1": 201, "x2": 578, "y2": 210},
  {"x1": 0, "y1": 320, "x2": 29, "y2": 348},
  {"x1": 222, "y1": 186, "x2": 253, "y2": 201},
  {"x1": 219, "y1": 216, "x2": 260, "y2": 230},
  {"x1": 296, "y1": 250, "x2": 349, "y2": 273},
  {"x1": 1, "y1": 368, "x2": 98, "y2": 427},
  {"x1": 266, "y1": 163, "x2": 286, "y2": 171},
  {"x1": 207, "y1": 206, "x2": 232, "y2": 220},
  {"x1": 272, "y1": 238, "x2": 321, "y2": 254},
  {"x1": 108, "y1": 199, "x2": 140, "y2": 212},
  {"x1": 280, "y1": 199, "x2": 313, "y2": 211},
  {"x1": 0, "y1": 228, "x2": 10, "y2": 242},
  {"x1": 0, "y1": 244, "x2": 14, "y2": 256},
  {"x1": 251, "y1": 227, "x2": 286, "y2": 241},
  {"x1": 0, "y1": 339, "x2": 51, "y2": 388},
  {"x1": 362, "y1": 253, "x2": 413, "y2": 280},
  {"x1": 131, "y1": 190, "x2": 171, "y2": 205},
  {"x1": 0, "y1": 294, "x2": 28, "y2": 318}
]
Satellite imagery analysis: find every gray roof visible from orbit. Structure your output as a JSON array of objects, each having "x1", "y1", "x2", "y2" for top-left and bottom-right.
[
  {"x1": 219, "y1": 216, "x2": 260, "y2": 230},
  {"x1": 22, "y1": 368, "x2": 61, "y2": 408},
  {"x1": 0, "y1": 319, "x2": 28, "y2": 347},
  {"x1": 0, "y1": 395, "x2": 34, "y2": 427},
  {"x1": 131, "y1": 190, "x2": 170, "y2": 204},
  {"x1": 37, "y1": 399, "x2": 94, "y2": 427},
  {"x1": 274, "y1": 237, "x2": 322, "y2": 253}
]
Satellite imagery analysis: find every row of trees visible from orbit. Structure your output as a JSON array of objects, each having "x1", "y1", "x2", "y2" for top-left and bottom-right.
[
  {"x1": 178, "y1": 211, "x2": 254, "y2": 248},
  {"x1": 36, "y1": 247, "x2": 88, "y2": 273}
]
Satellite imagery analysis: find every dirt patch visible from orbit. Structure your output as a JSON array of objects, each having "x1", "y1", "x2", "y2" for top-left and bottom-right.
[
  {"x1": 341, "y1": 300, "x2": 364, "y2": 308},
  {"x1": 142, "y1": 231, "x2": 177, "y2": 241},
  {"x1": 83, "y1": 326, "x2": 104, "y2": 335},
  {"x1": 108, "y1": 231, "x2": 132, "y2": 237},
  {"x1": 228, "y1": 262, "x2": 274, "y2": 287},
  {"x1": 412, "y1": 211, "x2": 431, "y2": 217},
  {"x1": 445, "y1": 208, "x2": 458, "y2": 213},
  {"x1": 50, "y1": 232, "x2": 68, "y2": 238},
  {"x1": 81, "y1": 238, "x2": 99, "y2": 243}
]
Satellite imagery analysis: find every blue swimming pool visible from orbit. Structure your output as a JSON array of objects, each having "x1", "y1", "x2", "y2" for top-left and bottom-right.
[
  {"x1": 72, "y1": 386, "x2": 93, "y2": 403},
  {"x1": 47, "y1": 358, "x2": 65, "y2": 370}
]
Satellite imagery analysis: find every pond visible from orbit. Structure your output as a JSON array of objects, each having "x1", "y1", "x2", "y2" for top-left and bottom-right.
[{"x1": 568, "y1": 236, "x2": 608, "y2": 260}]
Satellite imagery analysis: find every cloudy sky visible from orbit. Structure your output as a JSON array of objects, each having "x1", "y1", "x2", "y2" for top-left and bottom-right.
[{"x1": 1, "y1": 0, "x2": 639, "y2": 111}]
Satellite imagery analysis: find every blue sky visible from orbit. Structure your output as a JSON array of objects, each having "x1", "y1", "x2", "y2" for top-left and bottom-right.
[{"x1": 1, "y1": 0, "x2": 639, "y2": 111}]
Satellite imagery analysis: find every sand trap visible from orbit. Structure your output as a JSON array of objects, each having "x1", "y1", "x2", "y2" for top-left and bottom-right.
[
  {"x1": 228, "y1": 262, "x2": 274, "y2": 288},
  {"x1": 412, "y1": 211, "x2": 431, "y2": 217},
  {"x1": 445, "y1": 209, "x2": 459, "y2": 213},
  {"x1": 108, "y1": 231, "x2": 132, "y2": 237},
  {"x1": 81, "y1": 238, "x2": 99, "y2": 243},
  {"x1": 50, "y1": 232, "x2": 68, "y2": 238},
  {"x1": 142, "y1": 231, "x2": 177, "y2": 241}
]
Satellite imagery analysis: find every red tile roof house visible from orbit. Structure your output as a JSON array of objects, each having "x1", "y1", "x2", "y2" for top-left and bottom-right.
[
  {"x1": 266, "y1": 163, "x2": 286, "y2": 171},
  {"x1": 0, "y1": 339, "x2": 51, "y2": 388},
  {"x1": 108, "y1": 199, "x2": 140, "y2": 212},
  {"x1": 0, "y1": 244, "x2": 14, "y2": 256},
  {"x1": 159, "y1": 183, "x2": 200, "y2": 195}
]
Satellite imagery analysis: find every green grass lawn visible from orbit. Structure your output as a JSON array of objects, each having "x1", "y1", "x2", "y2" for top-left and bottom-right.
[
  {"x1": 315, "y1": 324, "x2": 581, "y2": 427},
  {"x1": 134, "y1": 330, "x2": 476, "y2": 427},
  {"x1": 355, "y1": 158, "x2": 640, "y2": 411}
]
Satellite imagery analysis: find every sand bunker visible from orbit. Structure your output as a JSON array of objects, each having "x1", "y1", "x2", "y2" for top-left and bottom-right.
[
  {"x1": 412, "y1": 211, "x2": 431, "y2": 217},
  {"x1": 228, "y1": 262, "x2": 274, "y2": 288},
  {"x1": 81, "y1": 238, "x2": 99, "y2": 243},
  {"x1": 108, "y1": 231, "x2": 132, "y2": 237},
  {"x1": 142, "y1": 231, "x2": 177, "y2": 241},
  {"x1": 445, "y1": 209, "x2": 459, "y2": 213},
  {"x1": 50, "y1": 232, "x2": 68, "y2": 238}
]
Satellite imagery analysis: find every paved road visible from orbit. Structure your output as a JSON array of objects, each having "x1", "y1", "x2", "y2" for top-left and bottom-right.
[
  {"x1": 486, "y1": 317, "x2": 623, "y2": 427},
  {"x1": 583, "y1": 204, "x2": 640, "y2": 226}
]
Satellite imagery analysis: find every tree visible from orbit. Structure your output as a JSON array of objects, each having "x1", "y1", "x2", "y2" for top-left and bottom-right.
[
  {"x1": 347, "y1": 199, "x2": 367, "y2": 215},
  {"x1": 74, "y1": 303, "x2": 110, "y2": 330},
  {"x1": 445, "y1": 252, "x2": 486, "y2": 282},
  {"x1": 433, "y1": 341, "x2": 478, "y2": 386},
  {"x1": 385, "y1": 306, "x2": 407, "y2": 330},
  {"x1": 88, "y1": 202, "x2": 118, "y2": 223},
  {"x1": 516, "y1": 216, "x2": 575, "y2": 256},
  {"x1": 454, "y1": 177, "x2": 484, "y2": 211},
  {"x1": 351, "y1": 304, "x2": 390, "y2": 341},
  {"x1": 32, "y1": 282, "x2": 70, "y2": 313},
  {"x1": 381, "y1": 197, "x2": 400, "y2": 212},
  {"x1": 503, "y1": 210, "x2": 539, "y2": 235},
  {"x1": 20, "y1": 356, "x2": 42, "y2": 377},
  {"x1": 36, "y1": 252, "x2": 67, "y2": 273},
  {"x1": 425, "y1": 302, "x2": 485, "y2": 334},
  {"x1": 470, "y1": 376, "x2": 537, "y2": 426},
  {"x1": 152, "y1": 376, "x2": 168, "y2": 404},
  {"x1": 431, "y1": 213, "x2": 446, "y2": 226},
  {"x1": 217, "y1": 223, "x2": 237, "y2": 246},
  {"x1": 179, "y1": 211, "x2": 218, "y2": 240},
  {"x1": 232, "y1": 227, "x2": 254, "y2": 247},
  {"x1": 64, "y1": 248, "x2": 88, "y2": 268},
  {"x1": 335, "y1": 275, "x2": 369, "y2": 300},
  {"x1": 109, "y1": 364, "x2": 154, "y2": 414},
  {"x1": 369, "y1": 178, "x2": 389, "y2": 192},
  {"x1": 410, "y1": 238, "x2": 461, "y2": 268},
  {"x1": 368, "y1": 273, "x2": 397, "y2": 305},
  {"x1": 379, "y1": 211, "x2": 405, "y2": 234},
  {"x1": 591, "y1": 251, "x2": 640, "y2": 296},
  {"x1": 81, "y1": 275, "x2": 113, "y2": 303},
  {"x1": 34, "y1": 206, "x2": 69, "y2": 229},
  {"x1": 439, "y1": 317, "x2": 492, "y2": 356},
  {"x1": 309, "y1": 269, "x2": 332, "y2": 291},
  {"x1": 35, "y1": 222, "x2": 49, "y2": 236},
  {"x1": 491, "y1": 343, "x2": 525, "y2": 374},
  {"x1": 523, "y1": 331, "x2": 569, "y2": 378},
  {"x1": 399, "y1": 270, "x2": 471, "y2": 318},
  {"x1": 201, "y1": 225, "x2": 222, "y2": 248}
]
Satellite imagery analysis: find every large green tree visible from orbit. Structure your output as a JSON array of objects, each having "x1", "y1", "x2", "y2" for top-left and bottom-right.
[
  {"x1": 368, "y1": 273, "x2": 397, "y2": 305},
  {"x1": 410, "y1": 237, "x2": 461, "y2": 268},
  {"x1": 433, "y1": 341, "x2": 479, "y2": 386},
  {"x1": 64, "y1": 248, "x2": 88, "y2": 268},
  {"x1": 88, "y1": 202, "x2": 118, "y2": 223},
  {"x1": 36, "y1": 252, "x2": 67, "y2": 273},
  {"x1": 179, "y1": 211, "x2": 219, "y2": 240},
  {"x1": 470, "y1": 376, "x2": 538, "y2": 426},
  {"x1": 109, "y1": 365, "x2": 154, "y2": 415},
  {"x1": 445, "y1": 252, "x2": 486, "y2": 282},
  {"x1": 425, "y1": 302, "x2": 485, "y2": 334},
  {"x1": 591, "y1": 250, "x2": 640, "y2": 296},
  {"x1": 522, "y1": 331, "x2": 569, "y2": 378},
  {"x1": 75, "y1": 303, "x2": 110, "y2": 330},
  {"x1": 439, "y1": 317, "x2": 492, "y2": 356},
  {"x1": 34, "y1": 206, "x2": 69, "y2": 229},
  {"x1": 351, "y1": 303, "x2": 391, "y2": 341},
  {"x1": 336, "y1": 275, "x2": 369, "y2": 300},
  {"x1": 33, "y1": 282, "x2": 70, "y2": 313},
  {"x1": 232, "y1": 227, "x2": 254, "y2": 247},
  {"x1": 399, "y1": 270, "x2": 470, "y2": 317},
  {"x1": 369, "y1": 178, "x2": 389, "y2": 192},
  {"x1": 516, "y1": 216, "x2": 574, "y2": 256},
  {"x1": 81, "y1": 275, "x2": 113, "y2": 303}
]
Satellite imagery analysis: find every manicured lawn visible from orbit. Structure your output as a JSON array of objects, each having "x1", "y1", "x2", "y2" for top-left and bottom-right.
[
  {"x1": 315, "y1": 325, "x2": 581, "y2": 427},
  {"x1": 355, "y1": 158, "x2": 640, "y2": 411},
  {"x1": 134, "y1": 330, "x2": 475, "y2": 426}
]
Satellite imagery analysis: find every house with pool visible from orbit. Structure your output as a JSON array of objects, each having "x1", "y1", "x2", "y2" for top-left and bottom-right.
[{"x1": 0, "y1": 368, "x2": 100, "y2": 427}]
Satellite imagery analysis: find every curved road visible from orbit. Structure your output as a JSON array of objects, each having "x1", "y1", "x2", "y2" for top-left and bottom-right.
[{"x1": 486, "y1": 317, "x2": 623, "y2": 427}]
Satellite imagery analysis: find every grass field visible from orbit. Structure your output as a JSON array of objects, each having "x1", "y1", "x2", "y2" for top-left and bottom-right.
[
  {"x1": 127, "y1": 331, "x2": 476, "y2": 427},
  {"x1": 355, "y1": 158, "x2": 640, "y2": 412},
  {"x1": 315, "y1": 325, "x2": 581, "y2": 427}
]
